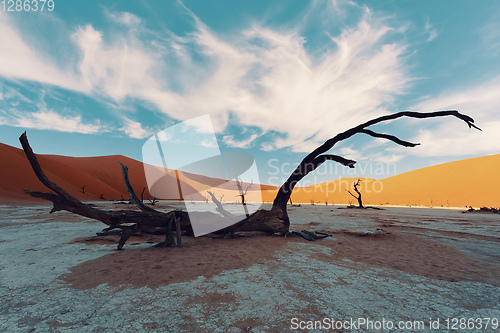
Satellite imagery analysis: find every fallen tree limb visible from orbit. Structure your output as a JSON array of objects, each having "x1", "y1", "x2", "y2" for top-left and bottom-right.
[
  {"x1": 19, "y1": 132, "x2": 287, "y2": 249},
  {"x1": 20, "y1": 132, "x2": 190, "y2": 249}
]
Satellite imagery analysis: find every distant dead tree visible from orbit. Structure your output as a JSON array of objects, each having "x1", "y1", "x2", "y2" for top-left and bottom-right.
[
  {"x1": 99, "y1": 193, "x2": 105, "y2": 200},
  {"x1": 141, "y1": 187, "x2": 146, "y2": 203},
  {"x1": 149, "y1": 197, "x2": 158, "y2": 205},
  {"x1": 289, "y1": 197, "x2": 301, "y2": 207},
  {"x1": 207, "y1": 191, "x2": 232, "y2": 218},
  {"x1": 19, "y1": 110, "x2": 480, "y2": 248},
  {"x1": 80, "y1": 185, "x2": 86, "y2": 194},
  {"x1": 310, "y1": 199, "x2": 315, "y2": 206},
  {"x1": 235, "y1": 178, "x2": 253, "y2": 207},
  {"x1": 346, "y1": 179, "x2": 363, "y2": 208},
  {"x1": 235, "y1": 178, "x2": 253, "y2": 217}
]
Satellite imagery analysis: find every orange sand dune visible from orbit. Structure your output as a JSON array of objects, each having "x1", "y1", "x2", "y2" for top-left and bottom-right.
[
  {"x1": 260, "y1": 177, "x2": 375, "y2": 205},
  {"x1": 1, "y1": 141, "x2": 498, "y2": 208},
  {"x1": 259, "y1": 155, "x2": 500, "y2": 208},
  {"x1": 375, "y1": 154, "x2": 500, "y2": 208},
  {"x1": 0, "y1": 142, "x2": 137, "y2": 203},
  {"x1": 0, "y1": 142, "x2": 268, "y2": 205},
  {"x1": 285, "y1": 154, "x2": 500, "y2": 208}
]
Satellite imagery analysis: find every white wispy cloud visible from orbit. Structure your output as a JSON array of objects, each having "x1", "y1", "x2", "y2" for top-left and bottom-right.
[
  {"x1": 405, "y1": 76, "x2": 500, "y2": 157},
  {"x1": 425, "y1": 19, "x2": 438, "y2": 42},
  {"x1": 339, "y1": 147, "x2": 362, "y2": 161},
  {"x1": 4, "y1": 109, "x2": 102, "y2": 134},
  {"x1": 0, "y1": 87, "x2": 103, "y2": 134},
  {"x1": 0, "y1": 12, "x2": 84, "y2": 92},
  {"x1": 0, "y1": 84, "x2": 32, "y2": 104},
  {"x1": 72, "y1": 24, "x2": 161, "y2": 101},
  {"x1": 140, "y1": 5, "x2": 409, "y2": 151},
  {"x1": 478, "y1": 6, "x2": 500, "y2": 56},
  {"x1": 120, "y1": 118, "x2": 151, "y2": 139},
  {"x1": 0, "y1": 3, "x2": 410, "y2": 144},
  {"x1": 200, "y1": 139, "x2": 218, "y2": 148},
  {"x1": 105, "y1": 11, "x2": 142, "y2": 26},
  {"x1": 223, "y1": 134, "x2": 259, "y2": 148}
]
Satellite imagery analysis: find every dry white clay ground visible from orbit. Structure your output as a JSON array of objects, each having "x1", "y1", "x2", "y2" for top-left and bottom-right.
[{"x1": 0, "y1": 202, "x2": 499, "y2": 332}]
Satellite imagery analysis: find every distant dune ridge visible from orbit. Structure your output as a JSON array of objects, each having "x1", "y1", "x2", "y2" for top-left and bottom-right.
[{"x1": 0, "y1": 142, "x2": 498, "y2": 208}]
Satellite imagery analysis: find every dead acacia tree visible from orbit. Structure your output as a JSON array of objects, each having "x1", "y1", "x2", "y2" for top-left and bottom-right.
[
  {"x1": 80, "y1": 185, "x2": 86, "y2": 194},
  {"x1": 20, "y1": 132, "x2": 285, "y2": 249},
  {"x1": 20, "y1": 110, "x2": 480, "y2": 248},
  {"x1": 235, "y1": 178, "x2": 253, "y2": 206},
  {"x1": 270, "y1": 110, "x2": 480, "y2": 229},
  {"x1": 235, "y1": 177, "x2": 253, "y2": 217},
  {"x1": 207, "y1": 191, "x2": 232, "y2": 218},
  {"x1": 346, "y1": 179, "x2": 363, "y2": 208},
  {"x1": 19, "y1": 134, "x2": 189, "y2": 250}
]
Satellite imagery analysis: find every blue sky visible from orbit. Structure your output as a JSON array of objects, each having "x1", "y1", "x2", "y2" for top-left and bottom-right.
[{"x1": 1, "y1": 0, "x2": 499, "y2": 186}]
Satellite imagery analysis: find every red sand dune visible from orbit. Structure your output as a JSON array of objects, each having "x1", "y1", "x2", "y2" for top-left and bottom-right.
[
  {"x1": 0, "y1": 141, "x2": 499, "y2": 208},
  {"x1": 0, "y1": 142, "x2": 155, "y2": 204},
  {"x1": 0, "y1": 142, "x2": 266, "y2": 205}
]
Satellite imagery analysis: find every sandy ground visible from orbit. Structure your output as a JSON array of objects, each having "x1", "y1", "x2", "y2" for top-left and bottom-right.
[{"x1": 0, "y1": 202, "x2": 499, "y2": 332}]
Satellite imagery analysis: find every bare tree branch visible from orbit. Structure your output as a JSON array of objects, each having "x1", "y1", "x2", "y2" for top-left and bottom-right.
[
  {"x1": 307, "y1": 110, "x2": 479, "y2": 167},
  {"x1": 345, "y1": 190, "x2": 358, "y2": 199},
  {"x1": 20, "y1": 132, "x2": 84, "y2": 208},
  {"x1": 19, "y1": 132, "x2": 194, "y2": 249},
  {"x1": 207, "y1": 191, "x2": 233, "y2": 218},
  {"x1": 310, "y1": 154, "x2": 356, "y2": 171},
  {"x1": 272, "y1": 110, "x2": 480, "y2": 229},
  {"x1": 359, "y1": 129, "x2": 420, "y2": 147},
  {"x1": 118, "y1": 162, "x2": 159, "y2": 214}
]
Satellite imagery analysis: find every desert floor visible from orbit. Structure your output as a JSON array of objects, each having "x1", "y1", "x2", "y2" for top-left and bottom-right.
[{"x1": 0, "y1": 202, "x2": 499, "y2": 332}]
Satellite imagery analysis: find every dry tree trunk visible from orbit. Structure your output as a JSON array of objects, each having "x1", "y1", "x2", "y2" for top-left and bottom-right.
[
  {"x1": 207, "y1": 190, "x2": 232, "y2": 218},
  {"x1": 346, "y1": 179, "x2": 363, "y2": 208},
  {"x1": 20, "y1": 131, "x2": 191, "y2": 249},
  {"x1": 272, "y1": 110, "x2": 480, "y2": 228},
  {"x1": 19, "y1": 132, "x2": 285, "y2": 249}
]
